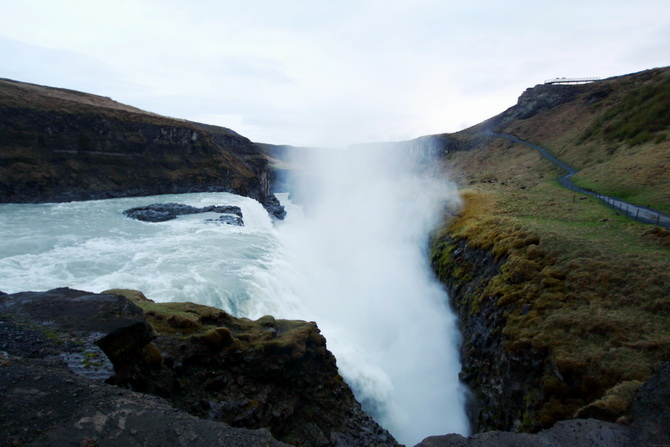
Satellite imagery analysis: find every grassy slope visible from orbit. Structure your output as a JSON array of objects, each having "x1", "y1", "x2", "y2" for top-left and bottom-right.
[
  {"x1": 0, "y1": 77, "x2": 170, "y2": 122},
  {"x1": 503, "y1": 68, "x2": 670, "y2": 213},
  {"x1": 432, "y1": 68, "x2": 670, "y2": 429}
]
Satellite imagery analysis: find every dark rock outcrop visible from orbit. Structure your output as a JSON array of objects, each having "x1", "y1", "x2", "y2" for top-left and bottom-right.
[
  {"x1": 630, "y1": 362, "x2": 670, "y2": 446},
  {"x1": 123, "y1": 203, "x2": 244, "y2": 224},
  {"x1": 0, "y1": 78, "x2": 284, "y2": 219},
  {"x1": 0, "y1": 353, "x2": 289, "y2": 447},
  {"x1": 0, "y1": 288, "x2": 397, "y2": 447},
  {"x1": 496, "y1": 83, "x2": 591, "y2": 124},
  {"x1": 103, "y1": 289, "x2": 396, "y2": 447},
  {"x1": 206, "y1": 214, "x2": 245, "y2": 226}
]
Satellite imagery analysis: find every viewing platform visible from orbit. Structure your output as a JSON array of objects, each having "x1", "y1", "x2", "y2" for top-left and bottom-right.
[{"x1": 544, "y1": 77, "x2": 601, "y2": 85}]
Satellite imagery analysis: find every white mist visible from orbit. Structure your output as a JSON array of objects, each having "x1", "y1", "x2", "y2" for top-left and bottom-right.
[{"x1": 257, "y1": 145, "x2": 470, "y2": 445}]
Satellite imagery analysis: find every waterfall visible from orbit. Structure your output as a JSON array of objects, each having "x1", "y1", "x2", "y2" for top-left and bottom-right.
[{"x1": 0, "y1": 148, "x2": 469, "y2": 444}]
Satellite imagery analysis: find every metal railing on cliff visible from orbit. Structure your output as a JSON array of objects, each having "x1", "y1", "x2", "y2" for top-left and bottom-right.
[
  {"x1": 481, "y1": 131, "x2": 670, "y2": 229},
  {"x1": 544, "y1": 77, "x2": 601, "y2": 85}
]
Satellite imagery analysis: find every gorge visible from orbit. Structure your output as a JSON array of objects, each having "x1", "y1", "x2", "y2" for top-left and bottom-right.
[{"x1": 1, "y1": 68, "x2": 669, "y2": 447}]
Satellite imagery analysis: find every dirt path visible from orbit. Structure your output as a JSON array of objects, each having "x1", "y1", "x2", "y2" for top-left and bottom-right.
[{"x1": 486, "y1": 132, "x2": 670, "y2": 228}]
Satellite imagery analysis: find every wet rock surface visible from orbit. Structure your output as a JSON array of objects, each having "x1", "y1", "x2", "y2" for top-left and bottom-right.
[
  {"x1": 0, "y1": 288, "x2": 397, "y2": 447},
  {"x1": 123, "y1": 203, "x2": 244, "y2": 225}
]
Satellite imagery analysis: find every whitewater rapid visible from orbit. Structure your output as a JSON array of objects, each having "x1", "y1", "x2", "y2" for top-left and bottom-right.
[
  {"x1": 0, "y1": 167, "x2": 469, "y2": 444},
  {"x1": 0, "y1": 193, "x2": 281, "y2": 314}
]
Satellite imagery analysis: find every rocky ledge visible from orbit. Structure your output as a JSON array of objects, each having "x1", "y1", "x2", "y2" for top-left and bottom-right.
[
  {"x1": 0, "y1": 288, "x2": 396, "y2": 447},
  {"x1": 1, "y1": 286, "x2": 668, "y2": 447},
  {"x1": 123, "y1": 203, "x2": 244, "y2": 225}
]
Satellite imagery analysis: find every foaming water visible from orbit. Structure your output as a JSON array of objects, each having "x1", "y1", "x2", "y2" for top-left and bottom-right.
[
  {"x1": 0, "y1": 193, "x2": 278, "y2": 313},
  {"x1": 0, "y1": 158, "x2": 469, "y2": 444},
  {"x1": 257, "y1": 146, "x2": 470, "y2": 444}
]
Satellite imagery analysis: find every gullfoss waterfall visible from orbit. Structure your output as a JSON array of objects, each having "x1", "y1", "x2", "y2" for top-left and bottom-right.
[{"x1": 0, "y1": 147, "x2": 469, "y2": 444}]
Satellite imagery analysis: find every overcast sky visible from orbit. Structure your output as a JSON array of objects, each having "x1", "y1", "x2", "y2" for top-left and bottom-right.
[{"x1": 1, "y1": 0, "x2": 668, "y2": 147}]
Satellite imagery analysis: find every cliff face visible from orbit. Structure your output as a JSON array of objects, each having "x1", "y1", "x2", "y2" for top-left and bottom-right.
[
  {"x1": 494, "y1": 83, "x2": 592, "y2": 124},
  {"x1": 431, "y1": 235, "x2": 546, "y2": 433},
  {"x1": 0, "y1": 78, "x2": 283, "y2": 217}
]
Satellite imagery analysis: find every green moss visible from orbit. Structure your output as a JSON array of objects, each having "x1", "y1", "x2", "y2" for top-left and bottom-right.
[
  {"x1": 574, "y1": 380, "x2": 643, "y2": 421},
  {"x1": 104, "y1": 288, "x2": 325, "y2": 364},
  {"x1": 432, "y1": 186, "x2": 670, "y2": 431},
  {"x1": 103, "y1": 288, "x2": 228, "y2": 335},
  {"x1": 581, "y1": 75, "x2": 670, "y2": 146},
  {"x1": 81, "y1": 351, "x2": 105, "y2": 369},
  {"x1": 142, "y1": 342, "x2": 164, "y2": 369},
  {"x1": 193, "y1": 327, "x2": 237, "y2": 349}
]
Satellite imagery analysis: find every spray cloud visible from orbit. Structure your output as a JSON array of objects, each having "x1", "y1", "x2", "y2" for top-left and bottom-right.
[{"x1": 266, "y1": 140, "x2": 469, "y2": 445}]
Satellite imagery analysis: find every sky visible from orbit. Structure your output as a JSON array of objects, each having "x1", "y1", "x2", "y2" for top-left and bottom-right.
[{"x1": 0, "y1": 0, "x2": 669, "y2": 148}]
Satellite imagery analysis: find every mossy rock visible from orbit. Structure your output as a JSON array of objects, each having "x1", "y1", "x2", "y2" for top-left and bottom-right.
[
  {"x1": 574, "y1": 380, "x2": 643, "y2": 422},
  {"x1": 103, "y1": 289, "x2": 229, "y2": 335}
]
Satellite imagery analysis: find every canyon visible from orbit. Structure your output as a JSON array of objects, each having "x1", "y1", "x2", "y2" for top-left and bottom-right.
[{"x1": 1, "y1": 68, "x2": 669, "y2": 446}]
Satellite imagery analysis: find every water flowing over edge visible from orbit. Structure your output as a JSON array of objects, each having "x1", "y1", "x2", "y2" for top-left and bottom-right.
[
  {"x1": 0, "y1": 153, "x2": 470, "y2": 444},
  {"x1": 256, "y1": 145, "x2": 471, "y2": 443}
]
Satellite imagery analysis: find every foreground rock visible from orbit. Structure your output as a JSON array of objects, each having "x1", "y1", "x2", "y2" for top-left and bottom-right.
[
  {"x1": 0, "y1": 288, "x2": 397, "y2": 447},
  {"x1": 415, "y1": 362, "x2": 670, "y2": 447},
  {"x1": 416, "y1": 419, "x2": 634, "y2": 447},
  {"x1": 0, "y1": 353, "x2": 288, "y2": 447}
]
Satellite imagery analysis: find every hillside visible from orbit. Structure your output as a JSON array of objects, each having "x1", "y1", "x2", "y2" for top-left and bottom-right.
[
  {"x1": 427, "y1": 68, "x2": 670, "y2": 432},
  {"x1": 0, "y1": 78, "x2": 283, "y2": 217}
]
